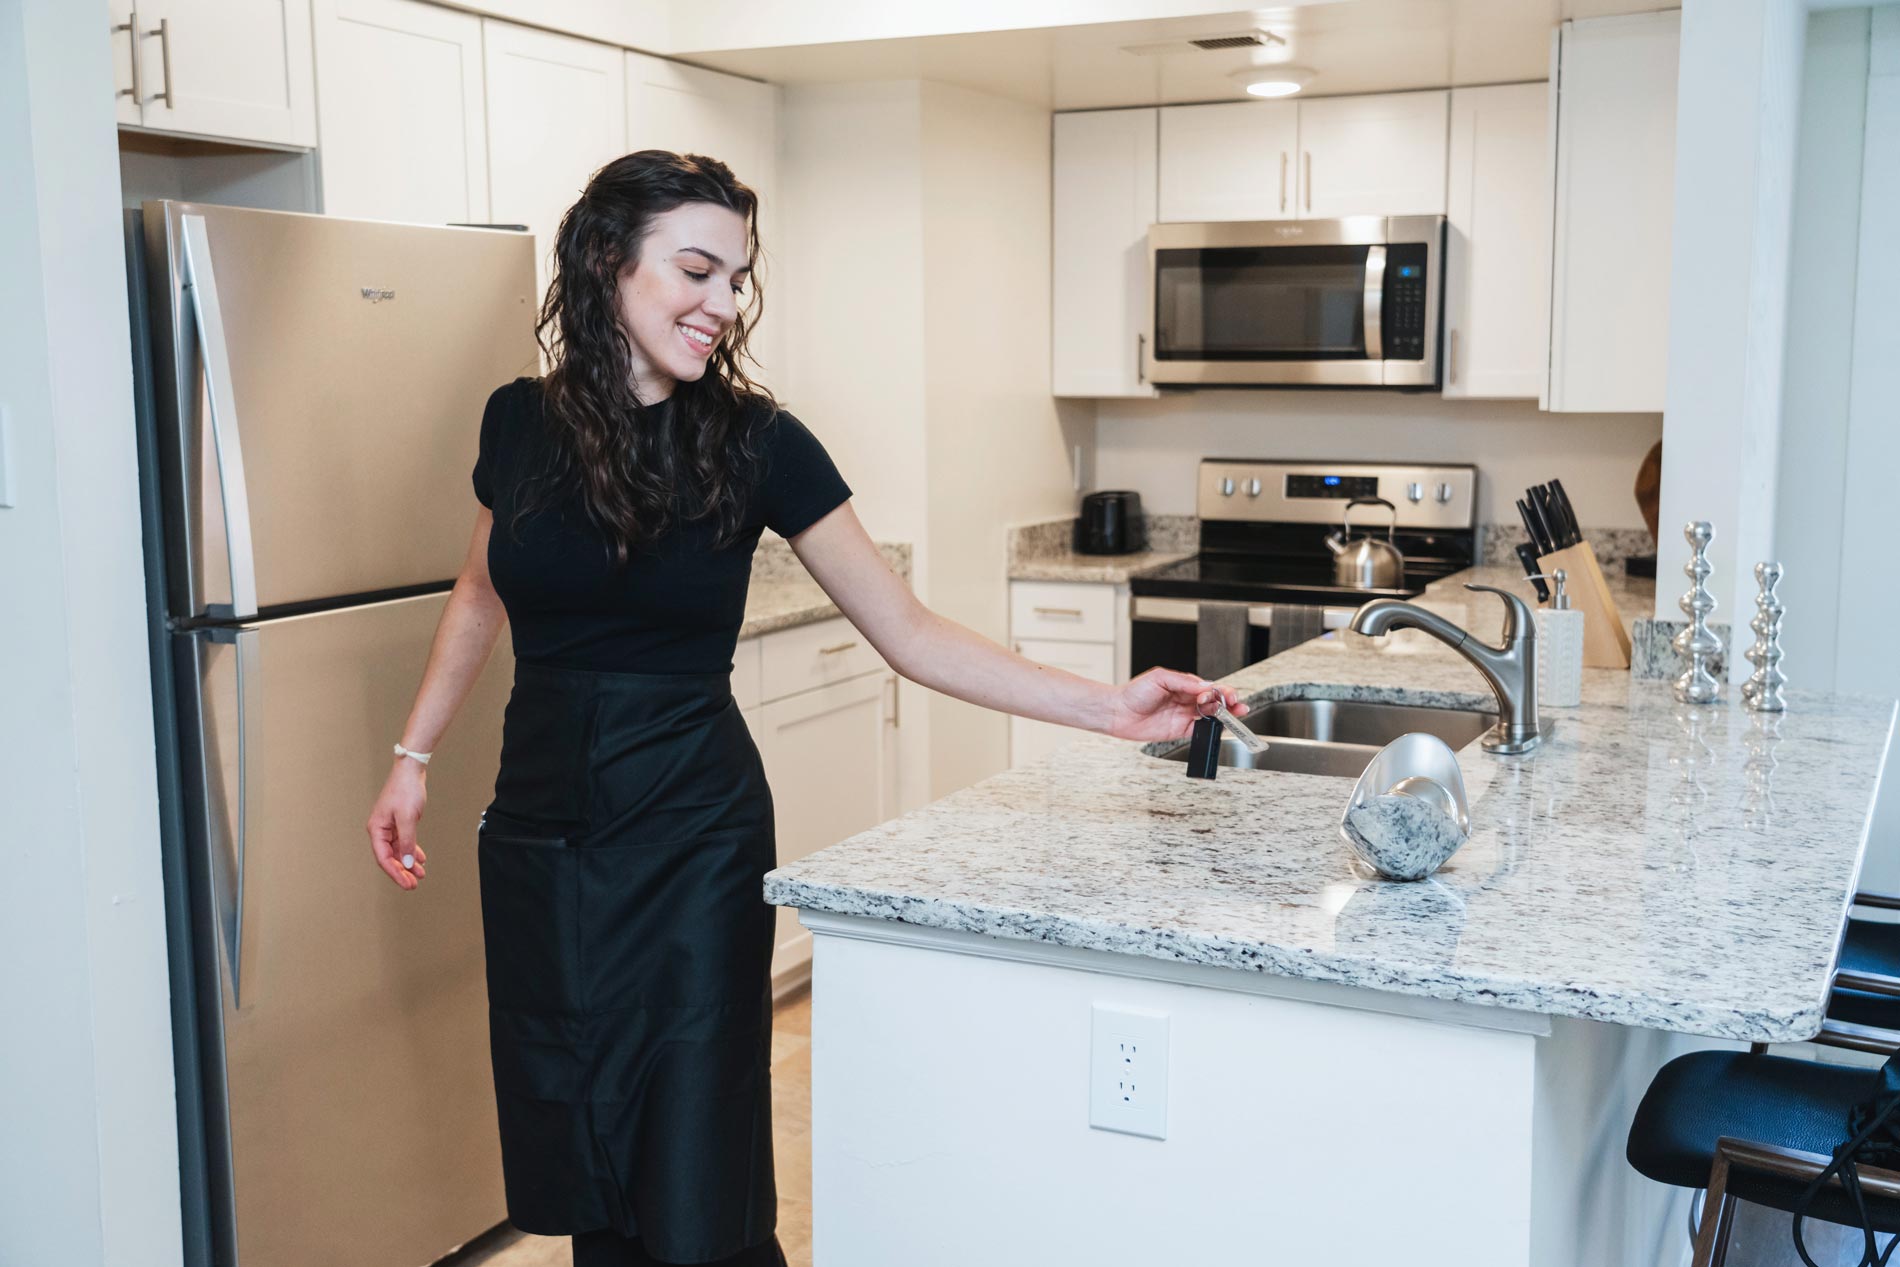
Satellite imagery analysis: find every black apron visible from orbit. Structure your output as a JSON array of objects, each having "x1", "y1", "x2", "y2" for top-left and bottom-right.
[{"x1": 476, "y1": 661, "x2": 778, "y2": 1261}]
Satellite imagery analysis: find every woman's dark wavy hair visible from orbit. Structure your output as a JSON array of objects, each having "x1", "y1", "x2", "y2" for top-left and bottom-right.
[{"x1": 518, "y1": 150, "x2": 773, "y2": 561}]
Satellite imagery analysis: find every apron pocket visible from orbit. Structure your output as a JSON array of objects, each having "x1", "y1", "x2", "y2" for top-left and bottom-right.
[
  {"x1": 578, "y1": 825, "x2": 776, "y2": 1016},
  {"x1": 477, "y1": 830, "x2": 584, "y2": 1016}
]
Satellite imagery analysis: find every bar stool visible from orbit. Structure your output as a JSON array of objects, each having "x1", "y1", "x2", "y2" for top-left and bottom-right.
[
  {"x1": 1625, "y1": 892, "x2": 1900, "y2": 1263},
  {"x1": 1627, "y1": 1046, "x2": 1900, "y2": 1264}
]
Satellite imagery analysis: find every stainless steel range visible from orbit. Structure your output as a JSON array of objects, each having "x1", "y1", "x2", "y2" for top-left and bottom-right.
[{"x1": 1130, "y1": 460, "x2": 1478, "y2": 680}]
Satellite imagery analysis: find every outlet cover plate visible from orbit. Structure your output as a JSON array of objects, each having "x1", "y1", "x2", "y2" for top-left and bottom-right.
[{"x1": 1089, "y1": 1003, "x2": 1169, "y2": 1140}]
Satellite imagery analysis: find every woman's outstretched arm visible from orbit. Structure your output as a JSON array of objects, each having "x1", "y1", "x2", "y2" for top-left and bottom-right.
[
  {"x1": 787, "y1": 501, "x2": 1245, "y2": 743},
  {"x1": 364, "y1": 507, "x2": 509, "y2": 891}
]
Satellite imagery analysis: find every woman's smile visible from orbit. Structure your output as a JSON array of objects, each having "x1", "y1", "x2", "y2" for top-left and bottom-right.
[{"x1": 678, "y1": 321, "x2": 719, "y2": 357}]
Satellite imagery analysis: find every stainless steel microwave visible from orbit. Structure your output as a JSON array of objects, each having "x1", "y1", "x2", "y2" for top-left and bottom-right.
[{"x1": 1145, "y1": 215, "x2": 1445, "y2": 389}]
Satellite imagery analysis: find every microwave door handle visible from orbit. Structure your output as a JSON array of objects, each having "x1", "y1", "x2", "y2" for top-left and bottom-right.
[
  {"x1": 179, "y1": 213, "x2": 260, "y2": 621},
  {"x1": 1363, "y1": 244, "x2": 1386, "y2": 362}
]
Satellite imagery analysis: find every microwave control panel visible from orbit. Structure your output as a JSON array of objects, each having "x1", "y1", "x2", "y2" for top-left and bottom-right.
[{"x1": 1382, "y1": 243, "x2": 1430, "y2": 361}]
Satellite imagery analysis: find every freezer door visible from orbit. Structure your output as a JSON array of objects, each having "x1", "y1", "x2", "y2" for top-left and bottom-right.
[
  {"x1": 175, "y1": 593, "x2": 512, "y2": 1266},
  {"x1": 142, "y1": 200, "x2": 538, "y2": 618}
]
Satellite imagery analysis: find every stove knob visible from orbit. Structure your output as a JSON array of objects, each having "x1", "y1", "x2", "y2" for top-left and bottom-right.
[
  {"x1": 1246, "y1": 478, "x2": 1262, "y2": 497},
  {"x1": 1406, "y1": 481, "x2": 1425, "y2": 503},
  {"x1": 1435, "y1": 481, "x2": 1454, "y2": 504},
  {"x1": 1219, "y1": 477, "x2": 1236, "y2": 496}
]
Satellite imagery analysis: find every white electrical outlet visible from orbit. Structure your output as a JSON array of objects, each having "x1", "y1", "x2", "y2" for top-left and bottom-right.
[{"x1": 1089, "y1": 1003, "x2": 1169, "y2": 1140}]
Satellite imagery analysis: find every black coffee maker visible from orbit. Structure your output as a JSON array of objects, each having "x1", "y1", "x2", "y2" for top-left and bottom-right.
[{"x1": 1073, "y1": 490, "x2": 1147, "y2": 555}]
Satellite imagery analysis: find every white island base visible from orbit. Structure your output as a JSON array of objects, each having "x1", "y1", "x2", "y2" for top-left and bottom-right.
[{"x1": 801, "y1": 911, "x2": 1703, "y2": 1267}]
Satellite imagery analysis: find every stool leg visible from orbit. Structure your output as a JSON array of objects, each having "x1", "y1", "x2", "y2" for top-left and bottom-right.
[{"x1": 1692, "y1": 1152, "x2": 1740, "y2": 1267}]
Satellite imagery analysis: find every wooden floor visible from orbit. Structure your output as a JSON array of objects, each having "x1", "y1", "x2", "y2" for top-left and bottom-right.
[{"x1": 444, "y1": 985, "x2": 815, "y2": 1267}]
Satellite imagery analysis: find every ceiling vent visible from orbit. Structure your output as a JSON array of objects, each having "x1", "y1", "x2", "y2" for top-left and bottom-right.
[{"x1": 1121, "y1": 28, "x2": 1285, "y2": 57}]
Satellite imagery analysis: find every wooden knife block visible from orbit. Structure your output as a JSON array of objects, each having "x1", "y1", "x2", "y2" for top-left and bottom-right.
[{"x1": 1535, "y1": 540, "x2": 1633, "y2": 669}]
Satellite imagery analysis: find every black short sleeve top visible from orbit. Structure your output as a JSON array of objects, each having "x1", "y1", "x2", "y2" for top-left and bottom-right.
[{"x1": 471, "y1": 377, "x2": 852, "y2": 674}]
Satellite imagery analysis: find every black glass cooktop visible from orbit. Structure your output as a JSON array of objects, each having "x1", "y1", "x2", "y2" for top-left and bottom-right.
[{"x1": 1130, "y1": 554, "x2": 1426, "y2": 606}]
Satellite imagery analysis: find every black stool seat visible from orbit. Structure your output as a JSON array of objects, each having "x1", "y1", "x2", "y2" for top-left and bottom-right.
[
  {"x1": 1629, "y1": 1051, "x2": 1900, "y2": 1232},
  {"x1": 1844, "y1": 919, "x2": 1900, "y2": 979}
]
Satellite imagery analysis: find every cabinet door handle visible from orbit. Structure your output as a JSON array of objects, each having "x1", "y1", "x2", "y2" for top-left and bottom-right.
[
  {"x1": 112, "y1": 19, "x2": 141, "y2": 102},
  {"x1": 1448, "y1": 329, "x2": 1459, "y2": 385},
  {"x1": 1136, "y1": 332, "x2": 1146, "y2": 385},
  {"x1": 1279, "y1": 152, "x2": 1288, "y2": 213},
  {"x1": 143, "y1": 18, "x2": 173, "y2": 107},
  {"x1": 1033, "y1": 606, "x2": 1084, "y2": 618},
  {"x1": 1303, "y1": 151, "x2": 1312, "y2": 212},
  {"x1": 818, "y1": 640, "x2": 858, "y2": 655}
]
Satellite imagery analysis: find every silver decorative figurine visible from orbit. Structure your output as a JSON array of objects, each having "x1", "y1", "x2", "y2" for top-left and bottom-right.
[
  {"x1": 1672, "y1": 521, "x2": 1723, "y2": 705},
  {"x1": 1743, "y1": 561, "x2": 1788, "y2": 712}
]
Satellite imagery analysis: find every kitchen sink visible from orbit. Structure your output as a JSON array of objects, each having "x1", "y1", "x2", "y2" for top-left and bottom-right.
[{"x1": 1154, "y1": 698, "x2": 1497, "y2": 778}]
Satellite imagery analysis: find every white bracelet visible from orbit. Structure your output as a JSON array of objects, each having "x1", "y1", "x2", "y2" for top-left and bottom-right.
[{"x1": 393, "y1": 742, "x2": 432, "y2": 766}]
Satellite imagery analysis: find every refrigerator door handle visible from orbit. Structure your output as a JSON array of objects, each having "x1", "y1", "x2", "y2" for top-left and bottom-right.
[
  {"x1": 180, "y1": 213, "x2": 260, "y2": 621},
  {"x1": 206, "y1": 625, "x2": 262, "y2": 1008}
]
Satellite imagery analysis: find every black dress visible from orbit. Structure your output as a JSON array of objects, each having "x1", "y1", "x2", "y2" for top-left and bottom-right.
[{"x1": 469, "y1": 378, "x2": 850, "y2": 1261}]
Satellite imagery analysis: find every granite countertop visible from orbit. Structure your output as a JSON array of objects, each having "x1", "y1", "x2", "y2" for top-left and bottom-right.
[
  {"x1": 766, "y1": 563, "x2": 1896, "y2": 1042},
  {"x1": 1006, "y1": 514, "x2": 1197, "y2": 584},
  {"x1": 738, "y1": 538, "x2": 909, "y2": 640}
]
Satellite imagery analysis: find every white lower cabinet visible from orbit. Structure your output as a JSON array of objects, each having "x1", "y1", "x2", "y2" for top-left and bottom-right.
[
  {"x1": 1007, "y1": 580, "x2": 1128, "y2": 769},
  {"x1": 744, "y1": 647, "x2": 898, "y2": 987},
  {"x1": 1008, "y1": 638, "x2": 1117, "y2": 769}
]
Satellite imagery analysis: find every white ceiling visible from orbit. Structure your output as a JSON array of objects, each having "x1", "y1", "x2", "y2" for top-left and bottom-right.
[{"x1": 680, "y1": 0, "x2": 1683, "y2": 109}]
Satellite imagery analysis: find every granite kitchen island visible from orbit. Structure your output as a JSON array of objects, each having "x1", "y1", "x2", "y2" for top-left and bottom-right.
[{"x1": 764, "y1": 568, "x2": 1896, "y2": 1267}]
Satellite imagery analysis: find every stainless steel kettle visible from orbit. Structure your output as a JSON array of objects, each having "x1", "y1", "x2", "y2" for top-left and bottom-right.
[{"x1": 1326, "y1": 497, "x2": 1405, "y2": 589}]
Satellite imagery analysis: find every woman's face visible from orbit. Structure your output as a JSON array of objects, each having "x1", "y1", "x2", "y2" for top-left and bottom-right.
[{"x1": 614, "y1": 201, "x2": 751, "y2": 404}]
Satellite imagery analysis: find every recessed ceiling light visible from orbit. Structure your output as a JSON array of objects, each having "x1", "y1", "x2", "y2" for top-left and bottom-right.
[{"x1": 1231, "y1": 65, "x2": 1313, "y2": 98}]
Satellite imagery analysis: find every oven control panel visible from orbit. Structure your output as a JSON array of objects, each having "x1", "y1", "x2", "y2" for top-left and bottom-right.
[{"x1": 1197, "y1": 460, "x2": 1478, "y2": 529}]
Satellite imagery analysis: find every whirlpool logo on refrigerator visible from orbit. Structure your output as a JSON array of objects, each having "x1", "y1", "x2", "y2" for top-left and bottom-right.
[{"x1": 359, "y1": 287, "x2": 397, "y2": 303}]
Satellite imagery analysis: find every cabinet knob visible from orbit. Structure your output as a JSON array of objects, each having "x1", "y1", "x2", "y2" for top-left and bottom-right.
[
  {"x1": 1406, "y1": 482, "x2": 1425, "y2": 503},
  {"x1": 1220, "y1": 478, "x2": 1235, "y2": 496},
  {"x1": 1245, "y1": 478, "x2": 1262, "y2": 497},
  {"x1": 1435, "y1": 482, "x2": 1454, "y2": 504}
]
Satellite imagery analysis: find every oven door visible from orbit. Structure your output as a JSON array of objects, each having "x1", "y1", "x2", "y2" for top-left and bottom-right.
[
  {"x1": 1146, "y1": 216, "x2": 1441, "y2": 388},
  {"x1": 1129, "y1": 598, "x2": 1352, "y2": 681}
]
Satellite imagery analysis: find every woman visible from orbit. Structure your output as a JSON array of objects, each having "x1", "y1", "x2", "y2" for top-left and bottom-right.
[{"x1": 364, "y1": 151, "x2": 1245, "y2": 1267}]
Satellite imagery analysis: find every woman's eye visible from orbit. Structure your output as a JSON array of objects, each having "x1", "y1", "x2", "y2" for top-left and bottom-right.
[{"x1": 683, "y1": 270, "x2": 709, "y2": 281}]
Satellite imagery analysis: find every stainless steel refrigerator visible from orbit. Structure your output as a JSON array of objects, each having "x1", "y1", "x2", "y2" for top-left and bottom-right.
[{"x1": 126, "y1": 201, "x2": 539, "y2": 1266}]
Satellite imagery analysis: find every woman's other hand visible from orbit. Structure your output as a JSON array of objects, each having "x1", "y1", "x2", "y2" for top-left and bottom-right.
[
  {"x1": 1102, "y1": 668, "x2": 1249, "y2": 742},
  {"x1": 367, "y1": 761, "x2": 429, "y2": 890}
]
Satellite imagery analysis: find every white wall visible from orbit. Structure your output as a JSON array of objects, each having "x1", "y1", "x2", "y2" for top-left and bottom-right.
[
  {"x1": 1095, "y1": 393, "x2": 1662, "y2": 532},
  {"x1": 779, "y1": 79, "x2": 1083, "y2": 802},
  {"x1": 920, "y1": 81, "x2": 1089, "y2": 798},
  {"x1": 0, "y1": 1, "x2": 180, "y2": 1264},
  {"x1": 1773, "y1": 8, "x2": 1873, "y2": 692},
  {"x1": 1655, "y1": 0, "x2": 1807, "y2": 634}
]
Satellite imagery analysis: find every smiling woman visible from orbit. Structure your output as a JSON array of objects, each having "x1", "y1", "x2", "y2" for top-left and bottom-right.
[{"x1": 362, "y1": 149, "x2": 1240, "y2": 1267}]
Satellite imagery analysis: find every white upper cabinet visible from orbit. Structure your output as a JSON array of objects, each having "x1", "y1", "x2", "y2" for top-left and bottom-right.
[
  {"x1": 312, "y1": 0, "x2": 487, "y2": 224},
  {"x1": 1545, "y1": 11, "x2": 1679, "y2": 412},
  {"x1": 625, "y1": 52, "x2": 781, "y2": 386},
  {"x1": 1052, "y1": 108, "x2": 1158, "y2": 398},
  {"x1": 1443, "y1": 82, "x2": 1549, "y2": 399},
  {"x1": 1295, "y1": 90, "x2": 1449, "y2": 218},
  {"x1": 1157, "y1": 100, "x2": 1298, "y2": 222},
  {"x1": 482, "y1": 20, "x2": 627, "y2": 303},
  {"x1": 115, "y1": 0, "x2": 317, "y2": 147}
]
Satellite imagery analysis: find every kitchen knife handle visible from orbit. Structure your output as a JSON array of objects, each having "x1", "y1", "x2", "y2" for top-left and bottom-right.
[
  {"x1": 1515, "y1": 543, "x2": 1551, "y2": 603},
  {"x1": 1550, "y1": 478, "x2": 1582, "y2": 547}
]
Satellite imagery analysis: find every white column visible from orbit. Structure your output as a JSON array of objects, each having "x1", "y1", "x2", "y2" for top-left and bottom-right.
[
  {"x1": 1655, "y1": 0, "x2": 1809, "y2": 650},
  {"x1": 0, "y1": 1, "x2": 181, "y2": 1264}
]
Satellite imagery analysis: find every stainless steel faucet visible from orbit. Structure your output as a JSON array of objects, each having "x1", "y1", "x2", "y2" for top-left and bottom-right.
[{"x1": 1347, "y1": 584, "x2": 1542, "y2": 754}]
